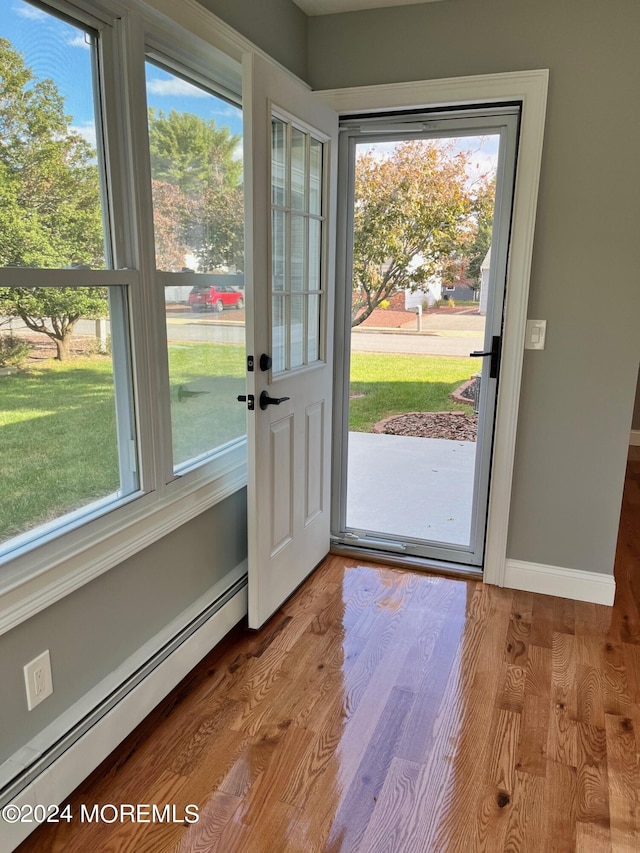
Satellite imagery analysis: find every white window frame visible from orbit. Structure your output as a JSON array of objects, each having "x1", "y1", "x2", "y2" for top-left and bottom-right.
[{"x1": 0, "y1": 0, "x2": 255, "y2": 635}]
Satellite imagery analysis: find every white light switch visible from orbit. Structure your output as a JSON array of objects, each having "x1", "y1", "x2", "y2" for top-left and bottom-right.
[
  {"x1": 24, "y1": 650, "x2": 53, "y2": 710},
  {"x1": 525, "y1": 319, "x2": 547, "y2": 350}
]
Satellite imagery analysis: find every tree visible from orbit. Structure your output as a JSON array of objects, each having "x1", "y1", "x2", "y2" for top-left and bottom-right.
[
  {"x1": 0, "y1": 39, "x2": 104, "y2": 268},
  {"x1": 0, "y1": 285, "x2": 108, "y2": 361},
  {"x1": 351, "y1": 140, "x2": 485, "y2": 326},
  {"x1": 0, "y1": 38, "x2": 107, "y2": 358},
  {"x1": 147, "y1": 108, "x2": 244, "y2": 272},
  {"x1": 148, "y1": 108, "x2": 242, "y2": 193},
  {"x1": 150, "y1": 179, "x2": 195, "y2": 272},
  {"x1": 463, "y1": 175, "x2": 496, "y2": 287}
]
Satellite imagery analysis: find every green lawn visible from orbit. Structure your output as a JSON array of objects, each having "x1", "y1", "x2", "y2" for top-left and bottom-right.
[
  {"x1": 167, "y1": 342, "x2": 246, "y2": 465},
  {"x1": 0, "y1": 356, "x2": 120, "y2": 543},
  {"x1": 349, "y1": 352, "x2": 474, "y2": 432},
  {"x1": 0, "y1": 345, "x2": 472, "y2": 544},
  {"x1": 0, "y1": 342, "x2": 247, "y2": 543}
]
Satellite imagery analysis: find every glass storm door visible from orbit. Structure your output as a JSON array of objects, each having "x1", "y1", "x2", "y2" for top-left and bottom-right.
[{"x1": 333, "y1": 109, "x2": 519, "y2": 569}]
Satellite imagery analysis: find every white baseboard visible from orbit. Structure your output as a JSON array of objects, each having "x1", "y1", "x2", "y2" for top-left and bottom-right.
[
  {"x1": 630, "y1": 430, "x2": 640, "y2": 447},
  {"x1": 2, "y1": 580, "x2": 248, "y2": 852},
  {"x1": 504, "y1": 559, "x2": 615, "y2": 606}
]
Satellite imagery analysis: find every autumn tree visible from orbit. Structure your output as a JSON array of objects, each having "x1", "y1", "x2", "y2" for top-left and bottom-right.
[
  {"x1": 147, "y1": 108, "x2": 244, "y2": 272},
  {"x1": 150, "y1": 179, "x2": 195, "y2": 272},
  {"x1": 463, "y1": 174, "x2": 496, "y2": 286},
  {"x1": 351, "y1": 140, "x2": 485, "y2": 326},
  {"x1": 0, "y1": 38, "x2": 107, "y2": 359}
]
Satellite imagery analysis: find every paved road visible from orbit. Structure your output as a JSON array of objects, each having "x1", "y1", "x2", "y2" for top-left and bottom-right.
[
  {"x1": 350, "y1": 330, "x2": 483, "y2": 357},
  {"x1": 165, "y1": 318, "x2": 483, "y2": 357},
  {"x1": 17, "y1": 313, "x2": 484, "y2": 358}
]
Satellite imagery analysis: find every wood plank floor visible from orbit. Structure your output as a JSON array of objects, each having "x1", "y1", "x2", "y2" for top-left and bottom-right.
[{"x1": 17, "y1": 449, "x2": 640, "y2": 852}]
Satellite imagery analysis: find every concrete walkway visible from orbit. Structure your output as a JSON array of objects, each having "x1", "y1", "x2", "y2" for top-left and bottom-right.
[{"x1": 346, "y1": 431, "x2": 476, "y2": 546}]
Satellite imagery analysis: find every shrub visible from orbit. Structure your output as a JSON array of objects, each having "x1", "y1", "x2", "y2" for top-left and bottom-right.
[{"x1": 0, "y1": 334, "x2": 32, "y2": 368}]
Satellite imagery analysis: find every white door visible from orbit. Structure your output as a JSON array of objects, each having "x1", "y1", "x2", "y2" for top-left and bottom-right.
[{"x1": 242, "y1": 54, "x2": 338, "y2": 628}]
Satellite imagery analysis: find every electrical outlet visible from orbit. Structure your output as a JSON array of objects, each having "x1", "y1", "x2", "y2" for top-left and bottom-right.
[{"x1": 24, "y1": 650, "x2": 53, "y2": 711}]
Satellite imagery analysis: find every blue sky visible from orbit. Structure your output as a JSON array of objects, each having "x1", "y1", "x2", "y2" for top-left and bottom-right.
[{"x1": 1, "y1": 1, "x2": 242, "y2": 148}]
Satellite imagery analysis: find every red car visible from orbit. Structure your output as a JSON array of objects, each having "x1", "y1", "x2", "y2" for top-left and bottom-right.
[{"x1": 188, "y1": 284, "x2": 244, "y2": 312}]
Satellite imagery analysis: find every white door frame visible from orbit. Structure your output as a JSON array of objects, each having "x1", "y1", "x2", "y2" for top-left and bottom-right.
[{"x1": 317, "y1": 69, "x2": 549, "y2": 587}]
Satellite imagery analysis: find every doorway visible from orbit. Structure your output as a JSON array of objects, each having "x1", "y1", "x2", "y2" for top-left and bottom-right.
[{"x1": 332, "y1": 108, "x2": 519, "y2": 569}]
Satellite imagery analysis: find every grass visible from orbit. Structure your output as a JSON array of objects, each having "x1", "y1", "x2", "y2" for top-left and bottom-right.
[
  {"x1": 0, "y1": 345, "x2": 473, "y2": 543},
  {"x1": 0, "y1": 356, "x2": 120, "y2": 542},
  {"x1": 167, "y1": 342, "x2": 246, "y2": 465},
  {"x1": 349, "y1": 353, "x2": 474, "y2": 432},
  {"x1": 0, "y1": 342, "x2": 247, "y2": 543}
]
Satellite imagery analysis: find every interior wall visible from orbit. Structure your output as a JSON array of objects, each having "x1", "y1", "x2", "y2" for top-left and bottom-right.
[
  {"x1": 0, "y1": 489, "x2": 247, "y2": 764},
  {"x1": 308, "y1": 0, "x2": 640, "y2": 575},
  {"x1": 198, "y1": 0, "x2": 308, "y2": 80}
]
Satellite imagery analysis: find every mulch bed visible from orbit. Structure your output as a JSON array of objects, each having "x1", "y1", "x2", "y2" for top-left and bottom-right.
[
  {"x1": 373, "y1": 411, "x2": 478, "y2": 441},
  {"x1": 356, "y1": 305, "x2": 479, "y2": 329}
]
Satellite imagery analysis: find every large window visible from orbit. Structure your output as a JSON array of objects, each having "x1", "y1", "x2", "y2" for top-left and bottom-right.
[
  {"x1": 0, "y1": 2, "x2": 138, "y2": 555},
  {"x1": 0, "y1": 0, "x2": 245, "y2": 576},
  {"x1": 145, "y1": 59, "x2": 246, "y2": 471}
]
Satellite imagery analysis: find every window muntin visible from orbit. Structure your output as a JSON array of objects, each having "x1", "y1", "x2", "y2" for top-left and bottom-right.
[
  {"x1": 144, "y1": 60, "x2": 246, "y2": 472},
  {"x1": 270, "y1": 117, "x2": 325, "y2": 375},
  {"x1": 0, "y1": 3, "x2": 139, "y2": 558}
]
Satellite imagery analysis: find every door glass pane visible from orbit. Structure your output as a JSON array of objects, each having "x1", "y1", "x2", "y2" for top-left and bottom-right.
[
  {"x1": 272, "y1": 295, "x2": 286, "y2": 373},
  {"x1": 291, "y1": 128, "x2": 306, "y2": 211},
  {"x1": 290, "y1": 295, "x2": 305, "y2": 368},
  {"x1": 309, "y1": 218, "x2": 321, "y2": 292},
  {"x1": 271, "y1": 118, "x2": 287, "y2": 207},
  {"x1": 309, "y1": 139, "x2": 323, "y2": 216},
  {"x1": 270, "y1": 118, "x2": 325, "y2": 375},
  {"x1": 307, "y1": 294, "x2": 320, "y2": 363},
  {"x1": 291, "y1": 215, "x2": 306, "y2": 291},
  {"x1": 0, "y1": 3, "x2": 107, "y2": 270},
  {"x1": 272, "y1": 210, "x2": 286, "y2": 292}
]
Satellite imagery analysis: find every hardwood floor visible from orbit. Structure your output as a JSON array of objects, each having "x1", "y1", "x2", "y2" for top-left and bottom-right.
[{"x1": 17, "y1": 450, "x2": 640, "y2": 852}]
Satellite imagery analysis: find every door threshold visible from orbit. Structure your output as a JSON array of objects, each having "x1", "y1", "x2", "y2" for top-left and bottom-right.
[{"x1": 330, "y1": 542, "x2": 483, "y2": 581}]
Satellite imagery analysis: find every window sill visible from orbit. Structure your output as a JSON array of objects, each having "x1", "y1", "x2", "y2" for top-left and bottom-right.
[{"x1": 0, "y1": 442, "x2": 247, "y2": 637}]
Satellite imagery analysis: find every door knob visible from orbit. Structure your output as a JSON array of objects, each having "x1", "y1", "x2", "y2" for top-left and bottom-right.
[{"x1": 259, "y1": 390, "x2": 290, "y2": 410}]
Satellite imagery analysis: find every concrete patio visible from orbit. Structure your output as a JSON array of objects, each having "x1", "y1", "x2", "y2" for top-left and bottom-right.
[{"x1": 346, "y1": 431, "x2": 477, "y2": 546}]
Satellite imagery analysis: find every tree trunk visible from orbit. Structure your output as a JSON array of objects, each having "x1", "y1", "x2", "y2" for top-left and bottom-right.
[{"x1": 54, "y1": 336, "x2": 71, "y2": 361}]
